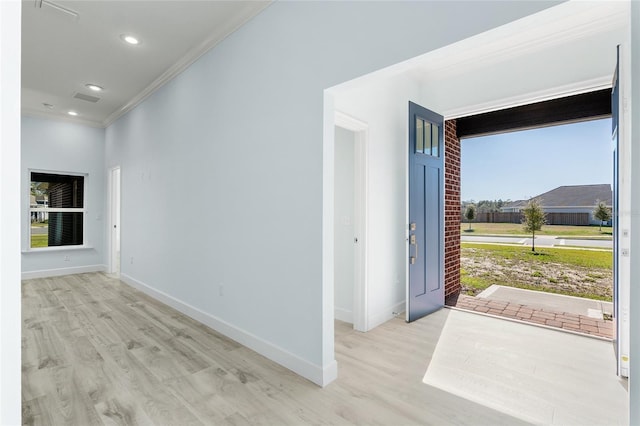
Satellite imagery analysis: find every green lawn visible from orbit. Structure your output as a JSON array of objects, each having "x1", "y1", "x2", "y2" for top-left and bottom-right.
[
  {"x1": 462, "y1": 242, "x2": 612, "y2": 268},
  {"x1": 461, "y1": 222, "x2": 612, "y2": 238},
  {"x1": 461, "y1": 242, "x2": 613, "y2": 301},
  {"x1": 30, "y1": 234, "x2": 48, "y2": 248}
]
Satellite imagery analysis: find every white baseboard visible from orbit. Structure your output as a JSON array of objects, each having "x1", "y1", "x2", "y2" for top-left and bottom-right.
[
  {"x1": 120, "y1": 273, "x2": 334, "y2": 387},
  {"x1": 21, "y1": 264, "x2": 106, "y2": 280},
  {"x1": 323, "y1": 359, "x2": 338, "y2": 386},
  {"x1": 334, "y1": 307, "x2": 353, "y2": 324},
  {"x1": 368, "y1": 300, "x2": 405, "y2": 330}
]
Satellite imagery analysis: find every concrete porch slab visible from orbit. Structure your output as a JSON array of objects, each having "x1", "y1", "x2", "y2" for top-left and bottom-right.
[{"x1": 477, "y1": 284, "x2": 613, "y2": 317}]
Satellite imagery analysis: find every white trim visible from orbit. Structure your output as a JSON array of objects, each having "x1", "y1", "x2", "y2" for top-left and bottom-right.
[
  {"x1": 334, "y1": 307, "x2": 353, "y2": 324},
  {"x1": 354, "y1": 127, "x2": 369, "y2": 332},
  {"x1": 322, "y1": 360, "x2": 338, "y2": 386},
  {"x1": 369, "y1": 301, "x2": 405, "y2": 331},
  {"x1": 22, "y1": 244, "x2": 94, "y2": 253},
  {"x1": 322, "y1": 92, "x2": 337, "y2": 384},
  {"x1": 120, "y1": 273, "x2": 332, "y2": 387},
  {"x1": 30, "y1": 207, "x2": 84, "y2": 213},
  {"x1": 335, "y1": 111, "x2": 368, "y2": 131},
  {"x1": 21, "y1": 264, "x2": 105, "y2": 280},
  {"x1": 334, "y1": 111, "x2": 369, "y2": 332},
  {"x1": 28, "y1": 168, "x2": 89, "y2": 178},
  {"x1": 616, "y1": 37, "x2": 632, "y2": 379}
]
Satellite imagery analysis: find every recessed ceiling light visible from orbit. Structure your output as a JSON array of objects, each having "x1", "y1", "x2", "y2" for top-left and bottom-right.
[
  {"x1": 120, "y1": 34, "x2": 140, "y2": 45},
  {"x1": 43, "y1": 103, "x2": 54, "y2": 109},
  {"x1": 67, "y1": 111, "x2": 78, "y2": 116},
  {"x1": 85, "y1": 84, "x2": 103, "y2": 92}
]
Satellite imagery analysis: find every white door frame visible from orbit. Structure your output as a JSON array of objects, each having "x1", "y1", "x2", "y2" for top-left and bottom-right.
[
  {"x1": 335, "y1": 111, "x2": 369, "y2": 332},
  {"x1": 615, "y1": 40, "x2": 631, "y2": 377},
  {"x1": 108, "y1": 166, "x2": 121, "y2": 275}
]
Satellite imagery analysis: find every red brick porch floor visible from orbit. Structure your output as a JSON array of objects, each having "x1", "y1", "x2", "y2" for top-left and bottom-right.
[{"x1": 448, "y1": 294, "x2": 613, "y2": 340}]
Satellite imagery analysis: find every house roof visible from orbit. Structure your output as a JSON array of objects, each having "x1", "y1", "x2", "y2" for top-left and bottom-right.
[
  {"x1": 532, "y1": 184, "x2": 612, "y2": 208},
  {"x1": 502, "y1": 199, "x2": 528, "y2": 209}
]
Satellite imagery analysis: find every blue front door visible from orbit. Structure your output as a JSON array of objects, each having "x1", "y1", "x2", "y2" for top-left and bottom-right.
[{"x1": 407, "y1": 102, "x2": 444, "y2": 322}]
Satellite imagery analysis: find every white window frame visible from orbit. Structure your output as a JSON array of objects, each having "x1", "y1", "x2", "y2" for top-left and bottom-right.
[{"x1": 28, "y1": 169, "x2": 89, "y2": 251}]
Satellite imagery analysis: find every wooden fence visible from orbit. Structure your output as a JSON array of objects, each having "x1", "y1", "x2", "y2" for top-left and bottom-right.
[{"x1": 463, "y1": 211, "x2": 591, "y2": 226}]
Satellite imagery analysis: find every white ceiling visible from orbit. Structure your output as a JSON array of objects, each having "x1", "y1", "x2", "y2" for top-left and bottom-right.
[{"x1": 21, "y1": 0, "x2": 271, "y2": 127}]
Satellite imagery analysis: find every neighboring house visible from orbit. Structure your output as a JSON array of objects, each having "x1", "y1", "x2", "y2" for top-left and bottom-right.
[
  {"x1": 29, "y1": 194, "x2": 48, "y2": 222},
  {"x1": 500, "y1": 199, "x2": 527, "y2": 213},
  {"x1": 501, "y1": 184, "x2": 612, "y2": 225}
]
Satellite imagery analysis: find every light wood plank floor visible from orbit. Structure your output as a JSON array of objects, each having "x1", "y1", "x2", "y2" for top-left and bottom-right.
[{"x1": 22, "y1": 273, "x2": 532, "y2": 425}]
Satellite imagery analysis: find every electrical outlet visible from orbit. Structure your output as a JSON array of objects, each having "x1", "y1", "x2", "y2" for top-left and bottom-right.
[
  {"x1": 64, "y1": 255, "x2": 70, "y2": 262},
  {"x1": 130, "y1": 257, "x2": 134, "y2": 264},
  {"x1": 219, "y1": 284, "x2": 224, "y2": 296}
]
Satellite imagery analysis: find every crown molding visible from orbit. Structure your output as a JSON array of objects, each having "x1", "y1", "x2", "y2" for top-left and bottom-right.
[{"x1": 102, "y1": 2, "x2": 272, "y2": 128}]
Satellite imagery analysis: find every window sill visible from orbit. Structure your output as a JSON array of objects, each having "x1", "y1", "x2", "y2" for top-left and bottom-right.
[{"x1": 22, "y1": 245, "x2": 94, "y2": 254}]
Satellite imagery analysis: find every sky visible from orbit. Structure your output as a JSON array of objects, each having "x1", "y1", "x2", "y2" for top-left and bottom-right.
[{"x1": 460, "y1": 118, "x2": 613, "y2": 202}]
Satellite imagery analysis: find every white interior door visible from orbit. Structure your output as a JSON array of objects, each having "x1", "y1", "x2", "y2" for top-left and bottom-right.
[
  {"x1": 109, "y1": 167, "x2": 121, "y2": 275},
  {"x1": 334, "y1": 112, "x2": 368, "y2": 332},
  {"x1": 334, "y1": 126, "x2": 356, "y2": 324}
]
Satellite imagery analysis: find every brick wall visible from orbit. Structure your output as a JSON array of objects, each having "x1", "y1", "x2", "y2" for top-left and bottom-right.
[{"x1": 444, "y1": 120, "x2": 461, "y2": 299}]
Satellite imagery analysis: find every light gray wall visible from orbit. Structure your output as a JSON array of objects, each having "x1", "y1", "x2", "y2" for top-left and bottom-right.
[
  {"x1": 104, "y1": 0, "x2": 563, "y2": 381},
  {"x1": 21, "y1": 116, "x2": 106, "y2": 276},
  {"x1": 629, "y1": 0, "x2": 640, "y2": 422},
  {"x1": 334, "y1": 126, "x2": 355, "y2": 323}
]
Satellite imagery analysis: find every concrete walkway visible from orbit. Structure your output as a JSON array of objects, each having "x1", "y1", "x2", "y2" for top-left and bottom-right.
[
  {"x1": 461, "y1": 234, "x2": 612, "y2": 249},
  {"x1": 448, "y1": 285, "x2": 613, "y2": 339}
]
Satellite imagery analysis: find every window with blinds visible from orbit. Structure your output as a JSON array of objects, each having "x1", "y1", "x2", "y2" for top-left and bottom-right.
[{"x1": 30, "y1": 171, "x2": 85, "y2": 248}]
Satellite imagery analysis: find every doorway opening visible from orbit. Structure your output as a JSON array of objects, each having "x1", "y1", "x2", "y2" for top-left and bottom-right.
[
  {"x1": 446, "y1": 85, "x2": 629, "y2": 378},
  {"x1": 455, "y1": 117, "x2": 614, "y2": 340},
  {"x1": 333, "y1": 112, "x2": 368, "y2": 332},
  {"x1": 108, "y1": 166, "x2": 121, "y2": 276}
]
